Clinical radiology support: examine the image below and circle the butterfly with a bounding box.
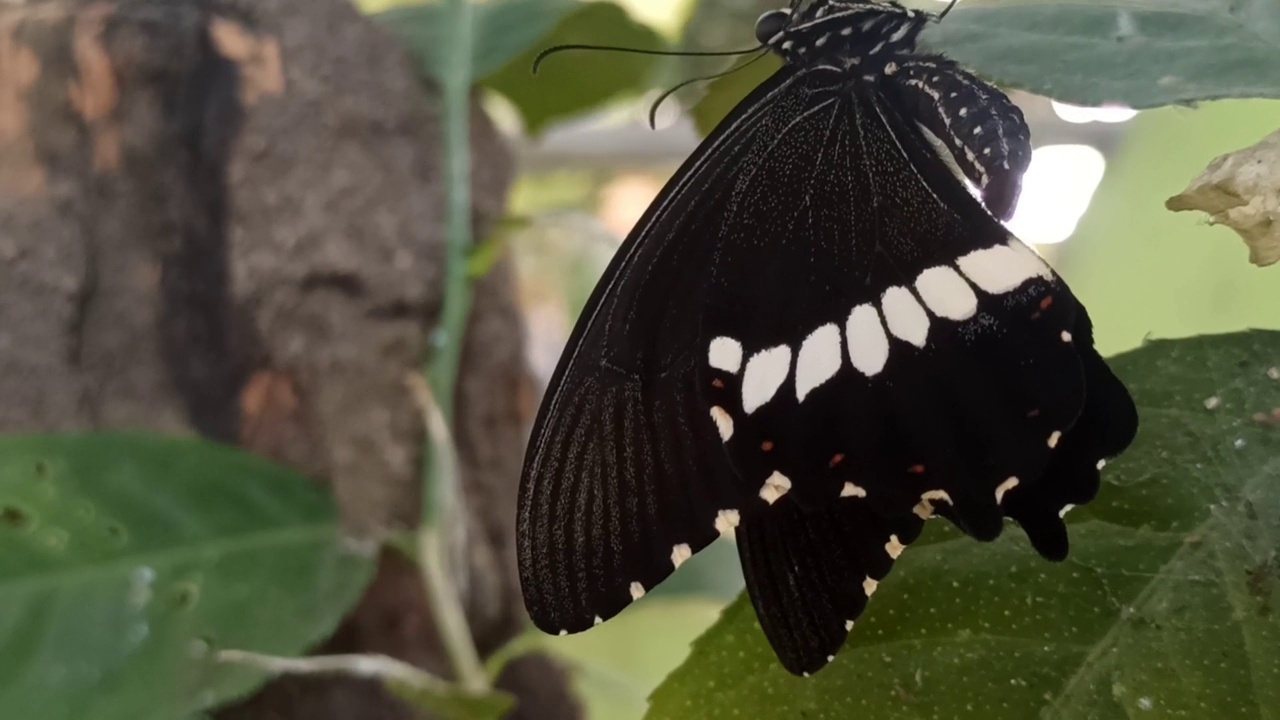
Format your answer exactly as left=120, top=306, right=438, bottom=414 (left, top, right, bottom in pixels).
left=517, top=0, right=1139, bottom=676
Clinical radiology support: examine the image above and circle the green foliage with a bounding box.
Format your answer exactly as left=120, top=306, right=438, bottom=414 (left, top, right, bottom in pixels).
left=690, top=54, right=781, bottom=136
left=921, top=0, right=1280, bottom=108
left=485, top=2, right=667, bottom=133
left=1060, top=100, right=1280, bottom=356
left=648, top=331, right=1280, bottom=719
left=0, top=435, right=374, bottom=720
left=377, top=0, right=577, bottom=82
left=387, top=679, right=515, bottom=719
left=379, top=0, right=665, bottom=134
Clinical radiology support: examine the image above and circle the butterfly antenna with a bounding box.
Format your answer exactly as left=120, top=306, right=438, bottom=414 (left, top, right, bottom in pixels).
left=533, top=44, right=763, bottom=75
left=647, top=49, right=770, bottom=129
left=936, top=0, right=960, bottom=21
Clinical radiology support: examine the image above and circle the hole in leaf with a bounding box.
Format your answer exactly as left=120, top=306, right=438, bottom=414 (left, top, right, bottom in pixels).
left=173, top=581, right=201, bottom=611
left=1, top=504, right=33, bottom=531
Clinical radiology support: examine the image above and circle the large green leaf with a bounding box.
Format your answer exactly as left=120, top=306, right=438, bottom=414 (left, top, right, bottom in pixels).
left=648, top=331, right=1280, bottom=719
left=484, top=1, right=666, bottom=133
left=0, top=435, right=375, bottom=720
left=376, top=0, right=577, bottom=82
left=921, top=0, right=1280, bottom=108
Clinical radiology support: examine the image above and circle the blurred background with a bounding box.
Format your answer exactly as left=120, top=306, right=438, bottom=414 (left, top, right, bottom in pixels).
left=371, top=0, right=1280, bottom=716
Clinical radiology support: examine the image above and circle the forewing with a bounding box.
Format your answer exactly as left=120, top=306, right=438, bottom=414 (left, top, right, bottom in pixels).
left=517, top=68, right=818, bottom=635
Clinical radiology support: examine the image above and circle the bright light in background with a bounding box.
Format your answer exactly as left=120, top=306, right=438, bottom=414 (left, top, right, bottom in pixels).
left=1052, top=101, right=1139, bottom=124
left=1005, top=144, right=1107, bottom=245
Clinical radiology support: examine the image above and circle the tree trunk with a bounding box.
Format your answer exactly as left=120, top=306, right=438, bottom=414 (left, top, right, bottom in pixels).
left=0, top=0, right=576, bottom=717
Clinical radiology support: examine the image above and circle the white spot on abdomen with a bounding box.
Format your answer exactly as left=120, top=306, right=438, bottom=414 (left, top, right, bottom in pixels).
left=742, top=345, right=792, bottom=414
left=957, top=239, right=1053, bottom=294
left=846, top=303, right=889, bottom=376
left=915, top=266, right=978, bottom=320
left=709, top=406, right=733, bottom=442
left=759, top=471, right=792, bottom=504
left=881, top=286, right=930, bottom=347
left=671, top=543, right=692, bottom=568
left=708, top=336, right=743, bottom=374
left=840, top=482, right=867, bottom=498
left=795, top=323, right=843, bottom=401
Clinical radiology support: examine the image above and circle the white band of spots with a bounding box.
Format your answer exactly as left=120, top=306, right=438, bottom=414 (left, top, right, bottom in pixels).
left=915, top=265, right=978, bottom=321
left=708, top=336, right=743, bottom=374
left=881, top=286, right=930, bottom=347
left=846, top=303, right=889, bottom=376
left=742, top=345, right=792, bottom=414
left=795, top=323, right=843, bottom=401
left=956, top=239, right=1052, bottom=294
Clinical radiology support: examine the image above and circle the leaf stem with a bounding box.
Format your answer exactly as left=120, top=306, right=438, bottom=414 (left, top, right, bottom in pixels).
left=415, top=0, right=486, bottom=695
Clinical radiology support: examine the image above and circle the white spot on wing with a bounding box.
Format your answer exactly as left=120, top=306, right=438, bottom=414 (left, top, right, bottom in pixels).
left=840, top=482, right=868, bottom=498
left=1048, top=430, right=1062, bottom=448
left=1096, top=459, right=1108, bottom=470
left=846, top=303, right=889, bottom=376
left=709, top=406, right=734, bottom=442
left=995, top=476, right=1020, bottom=504
left=558, top=629, right=568, bottom=636
left=862, top=577, right=879, bottom=596
left=845, top=620, right=855, bottom=631
left=881, top=286, right=930, bottom=347
left=714, top=509, right=740, bottom=535
left=629, top=582, right=646, bottom=601
left=593, top=615, right=603, bottom=626
left=742, top=345, right=792, bottom=414
left=956, top=239, right=1053, bottom=294
left=915, top=266, right=978, bottom=320
left=795, top=323, right=843, bottom=402
left=1059, top=504, right=1076, bottom=518
left=671, top=543, right=692, bottom=569
left=885, top=534, right=906, bottom=559
left=708, top=336, right=743, bottom=374
left=759, top=471, right=792, bottom=504
left=1061, top=330, right=1073, bottom=343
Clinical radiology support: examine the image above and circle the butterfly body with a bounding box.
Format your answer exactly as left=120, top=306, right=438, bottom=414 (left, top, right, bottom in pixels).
left=518, top=0, right=1138, bottom=676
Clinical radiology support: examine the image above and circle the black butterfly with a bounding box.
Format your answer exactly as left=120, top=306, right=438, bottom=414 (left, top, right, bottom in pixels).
left=517, top=0, right=1138, bottom=676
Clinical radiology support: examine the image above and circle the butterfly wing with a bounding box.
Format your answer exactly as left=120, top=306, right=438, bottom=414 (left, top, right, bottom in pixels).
left=517, top=68, right=809, bottom=635
left=518, top=65, right=1137, bottom=673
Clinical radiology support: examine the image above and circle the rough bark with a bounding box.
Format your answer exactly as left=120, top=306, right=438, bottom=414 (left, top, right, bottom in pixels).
left=0, top=0, right=576, bottom=717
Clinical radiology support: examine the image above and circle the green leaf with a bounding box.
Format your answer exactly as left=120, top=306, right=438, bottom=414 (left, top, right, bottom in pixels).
left=0, top=435, right=375, bottom=720
left=376, top=0, right=578, bottom=81
left=386, top=679, right=515, bottom=720
left=648, top=331, right=1280, bottom=720
left=920, top=0, right=1280, bottom=108
left=484, top=2, right=666, bottom=134
left=689, top=53, right=782, bottom=136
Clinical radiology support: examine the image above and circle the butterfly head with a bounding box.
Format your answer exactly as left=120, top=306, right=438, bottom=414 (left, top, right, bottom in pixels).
left=755, top=1, right=929, bottom=70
